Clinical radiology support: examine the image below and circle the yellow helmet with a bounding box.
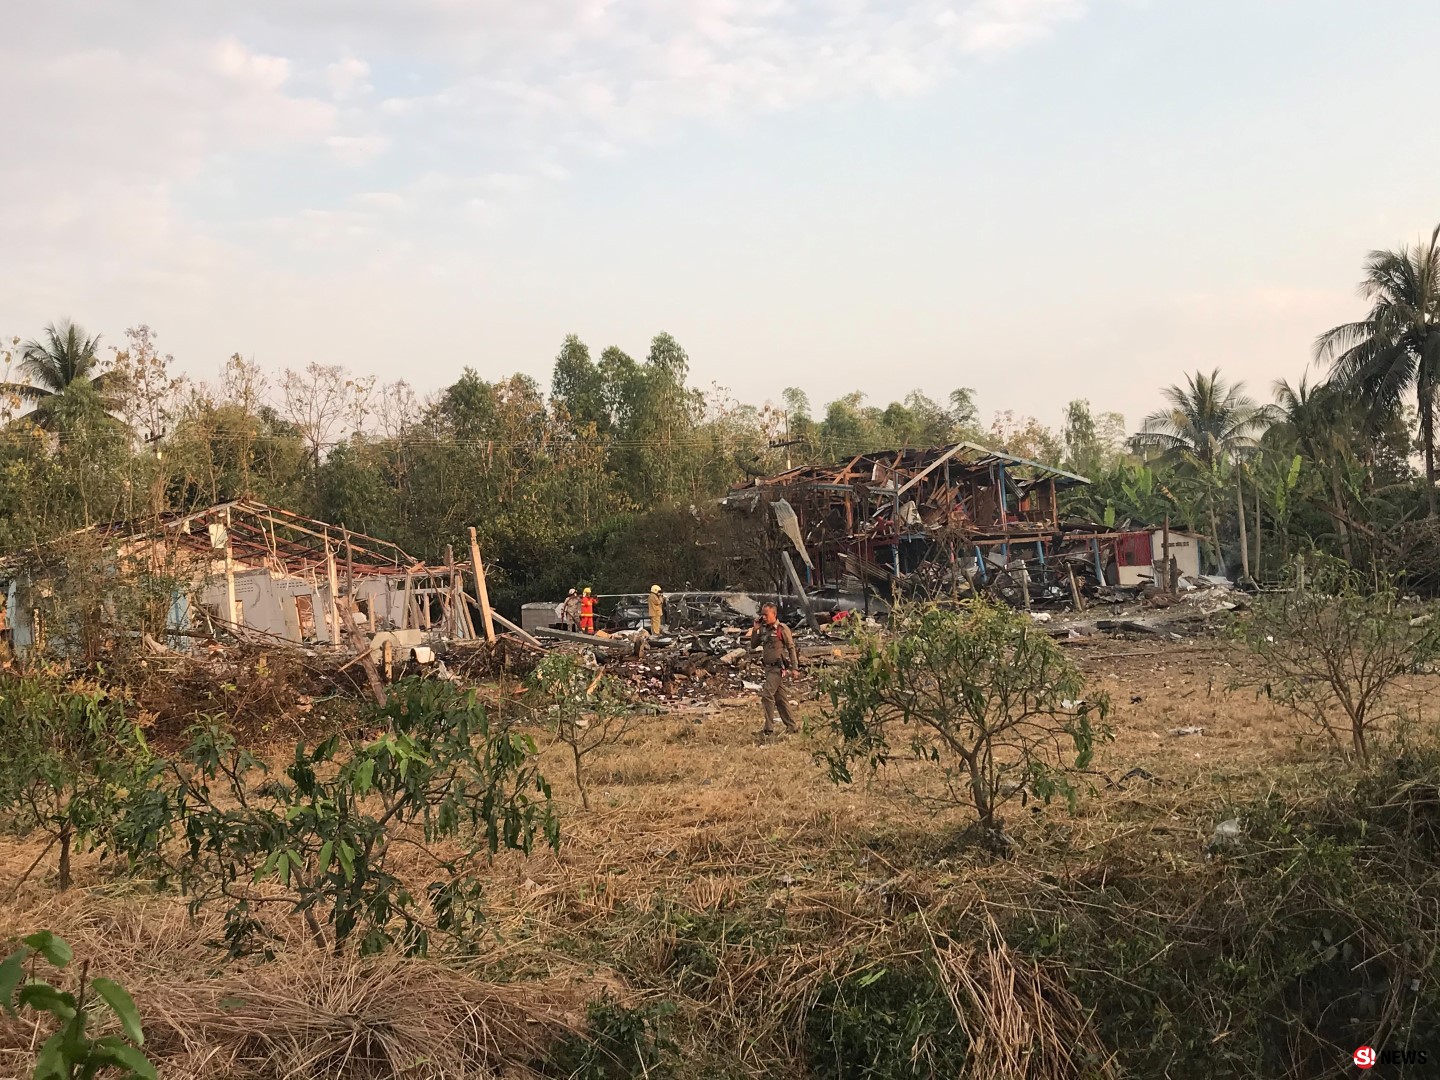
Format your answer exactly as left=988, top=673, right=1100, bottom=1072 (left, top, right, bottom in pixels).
left=583, top=587, right=592, bottom=596
left=650, top=584, right=661, bottom=593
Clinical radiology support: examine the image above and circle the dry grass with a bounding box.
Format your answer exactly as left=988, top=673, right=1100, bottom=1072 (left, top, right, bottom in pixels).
left=0, top=896, right=593, bottom=1080
left=1, top=638, right=1433, bottom=1078
left=929, top=917, right=1114, bottom=1080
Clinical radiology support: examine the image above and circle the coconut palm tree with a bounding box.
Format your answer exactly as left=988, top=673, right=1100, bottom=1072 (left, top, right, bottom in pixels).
left=1269, top=375, right=1363, bottom=561
left=0, top=319, right=120, bottom=432
left=1317, top=225, right=1440, bottom=516
left=1132, top=369, right=1271, bottom=574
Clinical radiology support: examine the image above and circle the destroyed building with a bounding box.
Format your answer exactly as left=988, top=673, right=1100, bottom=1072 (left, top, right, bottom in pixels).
left=724, top=442, right=1195, bottom=603
left=0, top=500, right=493, bottom=658
left=725, top=443, right=1093, bottom=587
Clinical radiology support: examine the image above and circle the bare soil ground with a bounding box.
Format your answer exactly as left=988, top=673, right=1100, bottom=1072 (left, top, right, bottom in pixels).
left=0, top=636, right=1430, bottom=1078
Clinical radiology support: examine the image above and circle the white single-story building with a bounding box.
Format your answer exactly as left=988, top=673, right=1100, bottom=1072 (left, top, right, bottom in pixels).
left=1112, top=528, right=1206, bottom=587
left=0, top=500, right=476, bottom=658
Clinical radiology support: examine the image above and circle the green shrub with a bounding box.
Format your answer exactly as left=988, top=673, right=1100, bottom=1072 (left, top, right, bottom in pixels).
left=545, top=994, right=676, bottom=1079
left=0, top=676, right=157, bottom=890
left=822, top=601, right=1109, bottom=847
left=1239, top=556, right=1440, bottom=762
left=530, top=651, right=637, bottom=810
left=807, top=962, right=967, bottom=1080
left=154, top=677, right=559, bottom=957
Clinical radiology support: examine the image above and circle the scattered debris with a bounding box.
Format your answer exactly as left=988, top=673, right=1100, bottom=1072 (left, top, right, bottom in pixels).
left=1206, top=818, right=1244, bottom=856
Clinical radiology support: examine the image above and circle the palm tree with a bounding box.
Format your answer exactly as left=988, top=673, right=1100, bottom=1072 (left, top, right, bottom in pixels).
left=1269, top=375, right=1360, bottom=560
left=1317, top=226, right=1440, bottom=516
left=1132, top=369, right=1270, bottom=574
left=0, top=319, right=119, bottom=432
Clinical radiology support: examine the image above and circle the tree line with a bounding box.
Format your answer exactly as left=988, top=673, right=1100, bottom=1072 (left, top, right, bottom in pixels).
left=3, top=225, right=1439, bottom=602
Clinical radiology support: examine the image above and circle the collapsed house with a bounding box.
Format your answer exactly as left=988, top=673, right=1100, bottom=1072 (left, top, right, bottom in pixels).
left=725, top=442, right=1090, bottom=590
left=0, top=500, right=496, bottom=659
left=724, top=442, right=1201, bottom=604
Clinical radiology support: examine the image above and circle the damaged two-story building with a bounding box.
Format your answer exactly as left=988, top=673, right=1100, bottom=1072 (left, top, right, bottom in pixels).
left=724, top=441, right=1201, bottom=603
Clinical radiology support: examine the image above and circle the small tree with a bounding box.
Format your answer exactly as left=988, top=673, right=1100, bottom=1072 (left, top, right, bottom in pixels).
left=822, top=602, right=1108, bottom=847
left=0, top=677, right=156, bottom=891
left=530, top=652, right=637, bottom=810
left=0, top=931, right=156, bottom=1079
left=158, top=678, right=559, bottom=957
left=1239, top=558, right=1440, bottom=763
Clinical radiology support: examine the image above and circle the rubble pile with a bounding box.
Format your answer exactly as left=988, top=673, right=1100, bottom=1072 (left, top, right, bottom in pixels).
left=534, top=618, right=864, bottom=709
left=1037, top=574, right=1252, bottom=642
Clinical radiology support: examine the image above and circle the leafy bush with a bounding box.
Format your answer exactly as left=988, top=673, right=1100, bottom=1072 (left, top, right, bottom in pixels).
left=154, top=678, right=559, bottom=956
left=821, top=602, right=1108, bottom=846
left=529, top=652, right=637, bottom=810
left=0, top=676, right=157, bottom=890
left=0, top=930, right=156, bottom=1079
left=544, top=994, right=676, bottom=1079
left=1239, top=557, right=1440, bottom=762
left=807, top=962, right=967, bottom=1080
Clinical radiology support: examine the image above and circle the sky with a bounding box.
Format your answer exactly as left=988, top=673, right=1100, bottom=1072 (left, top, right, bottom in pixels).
left=2, top=0, right=1438, bottom=432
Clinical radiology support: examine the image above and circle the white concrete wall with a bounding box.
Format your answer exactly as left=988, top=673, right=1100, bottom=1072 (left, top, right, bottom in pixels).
left=198, top=569, right=409, bottom=645
left=1115, top=532, right=1204, bottom=586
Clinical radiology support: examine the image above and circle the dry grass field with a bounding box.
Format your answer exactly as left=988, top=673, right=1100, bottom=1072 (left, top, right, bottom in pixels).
left=0, top=636, right=1436, bottom=1079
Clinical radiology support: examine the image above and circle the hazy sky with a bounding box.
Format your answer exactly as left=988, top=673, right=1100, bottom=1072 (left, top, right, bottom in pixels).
left=3, top=0, right=1437, bottom=432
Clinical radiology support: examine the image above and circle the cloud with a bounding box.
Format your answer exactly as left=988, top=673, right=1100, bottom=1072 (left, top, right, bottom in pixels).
left=0, top=0, right=1089, bottom=350
left=326, top=133, right=391, bottom=164
left=212, top=37, right=291, bottom=90
left=363, top=0, right=1088, bottom=149
left=0, top=29, right=337, bottom=317
left=351, top=191, right=410, bottom=212
left=326, top=56, right=372, bottom=99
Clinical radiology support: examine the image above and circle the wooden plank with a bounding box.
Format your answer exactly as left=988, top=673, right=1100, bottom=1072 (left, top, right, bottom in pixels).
left=1162, top=515, right=1173, bottom=597
left=468, top=527, right=497, bottom=644
left=223, top=507, right=240, bottom=627
left=1067, top=564, right=1086, bottom=612
left=490, top=610, right=544, bottom=648
left=324, top=538, right=341, bottom=646
left=444, top=545, right=459, bottom=636
left=330, top=538, right=387, bottom=705
left=534, top=625, right=636, bottom=653
left=453, top=581, right=479, bottom=640
left=894, top=442, right=966, bottom=498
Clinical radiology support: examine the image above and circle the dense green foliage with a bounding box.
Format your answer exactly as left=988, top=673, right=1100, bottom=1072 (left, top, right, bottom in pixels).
left=807, top=962, right=968, bottom=1080
left=544, top=995, right=677, bottom=1079
left=6, top=224, right=1440, bottom=602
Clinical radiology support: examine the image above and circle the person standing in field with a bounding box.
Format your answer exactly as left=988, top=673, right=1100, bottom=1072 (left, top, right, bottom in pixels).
left=647, top=584, right=666, bottom=636
left=561, top=588, right=581, bottom=632
left=744, top=601, right=800, bottom=735
left=579, top=587, right=597, bottom=635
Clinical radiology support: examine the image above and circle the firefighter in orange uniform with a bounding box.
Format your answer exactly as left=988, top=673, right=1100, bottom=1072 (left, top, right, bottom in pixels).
left=579, top=587, right=597, bottom=634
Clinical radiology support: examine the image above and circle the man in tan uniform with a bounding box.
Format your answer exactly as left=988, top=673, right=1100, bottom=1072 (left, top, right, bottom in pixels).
left=744, top=601, right=800, bottom=735
left=647, top=585, right=665, bottom=636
